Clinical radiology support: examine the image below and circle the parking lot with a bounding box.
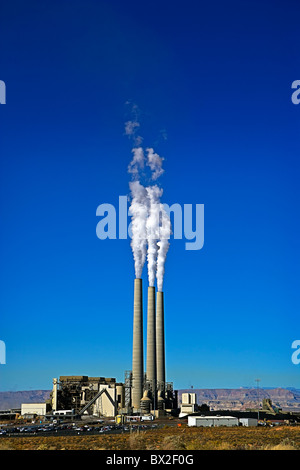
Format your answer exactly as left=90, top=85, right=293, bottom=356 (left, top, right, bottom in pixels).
left=0, top=421, right=159, bottom=438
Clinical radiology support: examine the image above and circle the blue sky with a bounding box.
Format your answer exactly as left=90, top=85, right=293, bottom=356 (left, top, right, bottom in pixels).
left=0, top=0, right=299, bottom=392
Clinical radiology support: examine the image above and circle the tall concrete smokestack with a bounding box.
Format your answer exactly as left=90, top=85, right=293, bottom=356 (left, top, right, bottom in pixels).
left=132, top=278, right=144, bottom=410
left=146, top=286, right=156, bottom=394
left=156, top=291, right=165, bottom=390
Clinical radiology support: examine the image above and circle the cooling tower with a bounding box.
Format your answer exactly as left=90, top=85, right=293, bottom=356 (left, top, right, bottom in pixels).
left=131, top=278, right=144, bottom=410
left=156, top=291, right=165, bottom=389
left=146, top=286, right=156, bottom=393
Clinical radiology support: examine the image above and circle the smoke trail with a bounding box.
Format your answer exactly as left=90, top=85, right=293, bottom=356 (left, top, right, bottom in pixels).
left=129, top=181, right=148, bottom=279
left=146, top=185, right=163, bottom=286
left=126, top=104, right=171, bottom=287
left=146, top=148, right=164, bottom=181
left=124, top=101, right=143, bottom=147
left=156, top=205, right=171, bottom=292
left=145, top=148, right=170, bottom=290
left=126, top=106, right=148, bottom=278
left=128, top=147, right=145, bottom=178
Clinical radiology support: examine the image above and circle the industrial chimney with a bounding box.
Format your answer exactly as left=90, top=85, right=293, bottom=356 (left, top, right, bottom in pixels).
left=131, top=278, right=144, bottom=410
left=156, top=291, right=165, bottom=391
left=146, top=286, right=156, bottom=395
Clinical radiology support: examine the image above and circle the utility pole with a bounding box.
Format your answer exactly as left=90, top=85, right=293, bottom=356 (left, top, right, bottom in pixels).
left=154, top=379, right=156, bottom=416
left=255, top=379, right=261, bottom=422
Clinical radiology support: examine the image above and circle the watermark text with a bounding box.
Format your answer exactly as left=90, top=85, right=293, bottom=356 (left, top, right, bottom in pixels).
left=292, top=340, right=300, bottom=365
left=0, top=80, right=6, bottom=104
left=96, top=196, right=204, bottom=251
left=291, top=80, right=300, bottom=105
left=0, top=340, right=6, bottom=364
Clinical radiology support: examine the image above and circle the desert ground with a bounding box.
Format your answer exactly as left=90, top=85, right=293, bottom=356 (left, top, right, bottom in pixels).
left=1, top=424, right=299, bottom=451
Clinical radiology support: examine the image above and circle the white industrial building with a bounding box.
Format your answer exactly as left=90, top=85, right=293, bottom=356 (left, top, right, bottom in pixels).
left=239, top=417, right=258, bottom=427
left=92, top=384, right=119, bottom=417
left=21, top=403, right=47, bottom=417
left=180, top=392, right=198, bottom=417
left=188, top=415, right=239, bottom=427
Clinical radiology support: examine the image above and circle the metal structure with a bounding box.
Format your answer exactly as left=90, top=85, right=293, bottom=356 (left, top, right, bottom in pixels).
left=79, top=388, right=116, bottom=415
left=124, top=370, right=132, bottom=408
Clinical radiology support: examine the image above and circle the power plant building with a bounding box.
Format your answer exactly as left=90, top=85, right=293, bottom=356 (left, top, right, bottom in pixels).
left=180, top=393, right=198, bottom=416
left=44, top=277, right=177, bottom=418
left=21, top=403, right=47, bottom=418
left=50, top=376, right=125, bottom=418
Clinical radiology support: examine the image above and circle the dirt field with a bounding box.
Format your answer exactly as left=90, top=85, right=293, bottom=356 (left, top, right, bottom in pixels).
left=1, top=425, right=300, bottom=450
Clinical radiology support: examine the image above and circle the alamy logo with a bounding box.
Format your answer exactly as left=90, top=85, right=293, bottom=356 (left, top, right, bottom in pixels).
left=96, top=196, right=204, bottom=251
left=0, top=340, right=6, bottom=364
left=0, top=80, right=6, bottom=104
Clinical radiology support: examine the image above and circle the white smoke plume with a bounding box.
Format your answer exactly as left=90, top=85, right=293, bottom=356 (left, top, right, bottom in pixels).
left=126, top=104, right=170, bottom=289
left=128, top=180, right=148, bottom=279
left=125, top=120, right=139, bottom=136
left=128, top=147, right=144, bottom=178
left=156, top=205, right=171, bottom=292
left=146, top=147, right=165, bottom=181
left=124, top=102, right=143, bottom=147
left=146, top=185, right=163, bottom=286
left=125, top=121, right=143, bottom=147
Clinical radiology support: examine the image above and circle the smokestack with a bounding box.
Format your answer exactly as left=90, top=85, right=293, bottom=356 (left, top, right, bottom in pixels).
left=132, top=278, right=144, bottom=410
left=156, top=291, right=165, bottom=390
left=146, top=286, right=156, bottom=394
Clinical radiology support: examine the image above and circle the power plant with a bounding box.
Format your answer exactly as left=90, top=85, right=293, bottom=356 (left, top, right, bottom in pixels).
left=30, top=119, right=178, bottom=420
left=46, top=277, right=177, bottom=419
